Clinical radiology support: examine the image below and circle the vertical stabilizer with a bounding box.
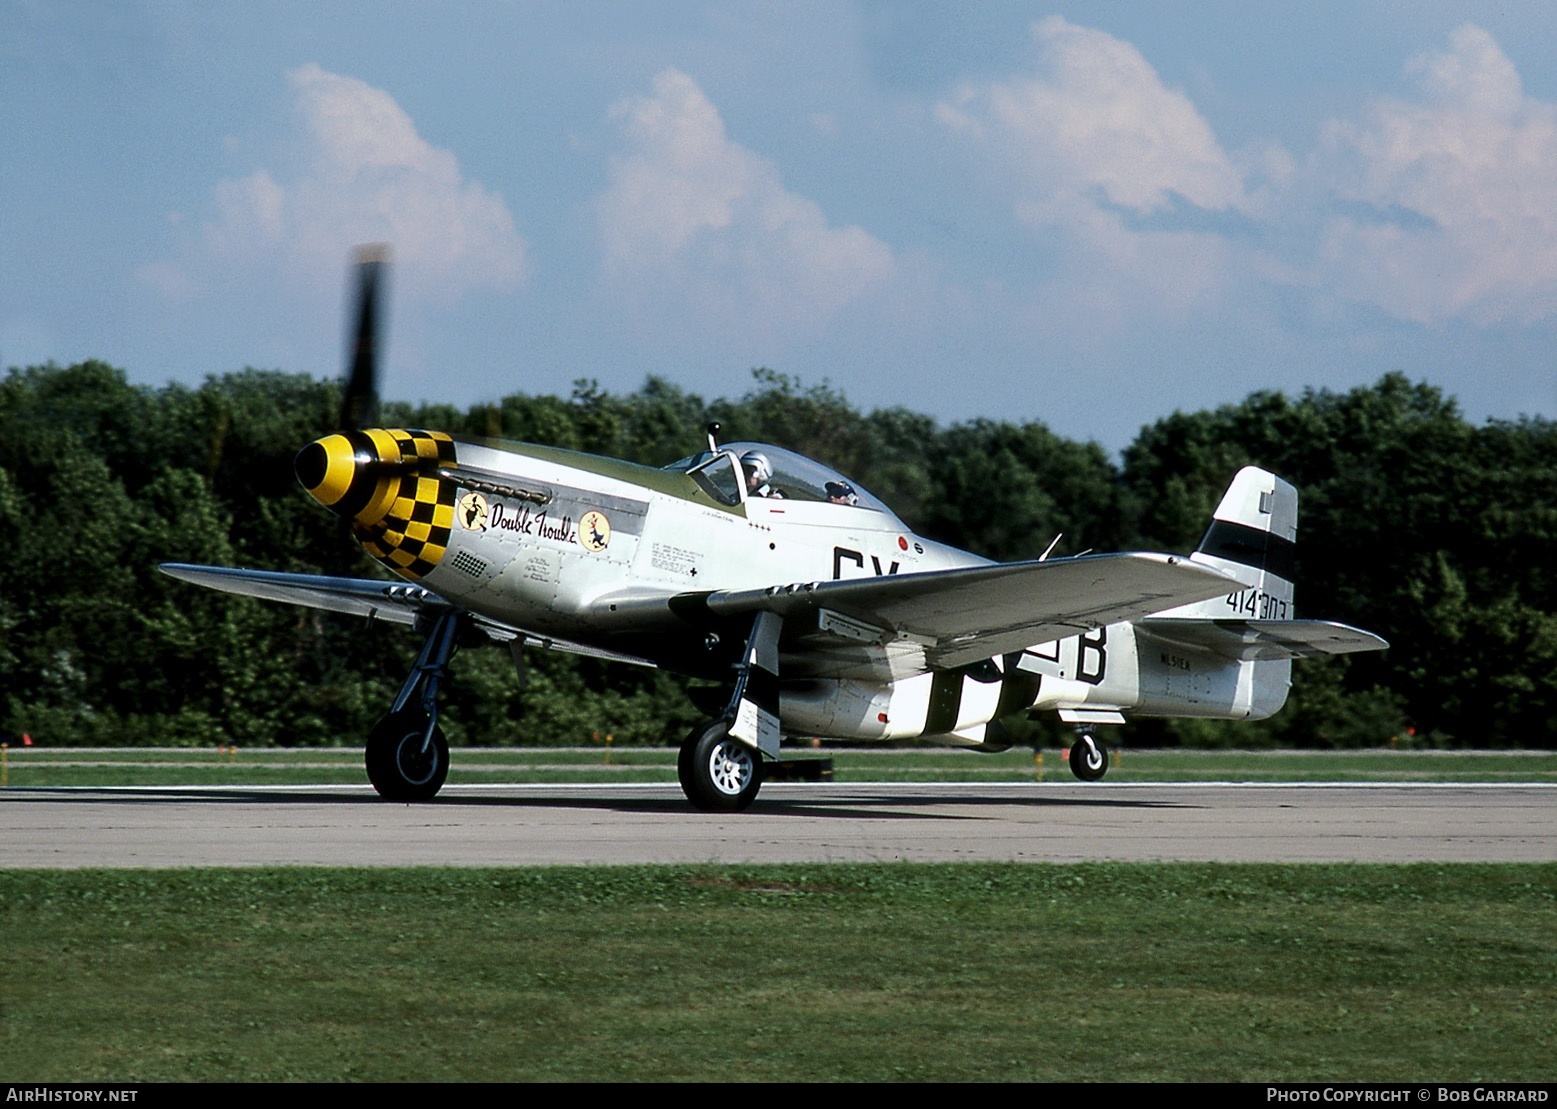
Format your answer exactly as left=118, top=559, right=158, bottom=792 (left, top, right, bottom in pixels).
left=1184, top=466, right=1297, bottom=614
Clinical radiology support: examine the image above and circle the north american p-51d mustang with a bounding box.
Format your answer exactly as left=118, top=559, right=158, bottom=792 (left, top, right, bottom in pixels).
left=162, top=248, right=1386, bottom=811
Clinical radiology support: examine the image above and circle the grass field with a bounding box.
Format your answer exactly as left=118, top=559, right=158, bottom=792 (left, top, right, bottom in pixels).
left=1, top=863, right=1554, bottom=1082
left=5, top=744, right=1557, bottom=788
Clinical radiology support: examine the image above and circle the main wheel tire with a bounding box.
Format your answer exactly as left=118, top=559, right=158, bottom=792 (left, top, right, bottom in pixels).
left=678, top=722, right=762, bottom=812
left=1068, top=733, right=1109, bottom=782
left=365, top=711, right=449, bottom=801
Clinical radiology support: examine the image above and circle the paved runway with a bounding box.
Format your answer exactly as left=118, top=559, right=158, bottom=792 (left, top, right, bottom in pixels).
left=3, top=782, right=1554, bottom=867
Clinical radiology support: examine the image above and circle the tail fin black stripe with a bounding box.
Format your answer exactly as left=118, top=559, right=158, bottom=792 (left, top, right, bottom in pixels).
left=1198, top=520, right=1296, bottom=579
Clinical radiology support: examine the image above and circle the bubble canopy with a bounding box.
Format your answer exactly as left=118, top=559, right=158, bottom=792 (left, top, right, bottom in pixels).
left=663, top=441, right=899, bottom=519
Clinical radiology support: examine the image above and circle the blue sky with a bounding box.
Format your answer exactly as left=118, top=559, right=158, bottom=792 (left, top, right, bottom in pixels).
left=5, top=1, right=1557, bottom=451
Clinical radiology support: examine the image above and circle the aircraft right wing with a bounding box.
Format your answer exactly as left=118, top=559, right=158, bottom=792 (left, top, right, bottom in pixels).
left=159, top=563, right=451, bottom=626
left=159, top=562, right=662, bottom=668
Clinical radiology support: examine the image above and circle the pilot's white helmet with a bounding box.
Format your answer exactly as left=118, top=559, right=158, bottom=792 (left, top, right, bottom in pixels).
left=741, top=451, right=772, bottom=486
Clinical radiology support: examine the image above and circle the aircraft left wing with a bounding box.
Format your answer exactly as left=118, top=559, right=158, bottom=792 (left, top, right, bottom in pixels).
left=158, top=563, right=452, bottom=626
left=688, top=552, right=1240, bottom=673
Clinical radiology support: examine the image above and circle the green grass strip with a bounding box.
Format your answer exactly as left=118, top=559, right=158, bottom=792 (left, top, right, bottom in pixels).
left=1, top=863, right=1552, bottom=1082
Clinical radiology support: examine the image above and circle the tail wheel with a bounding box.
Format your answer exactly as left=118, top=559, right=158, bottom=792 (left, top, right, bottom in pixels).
left=678, top=722, right=763, bottom=812
left=1068, top=733, right=1109, bottom=782
left=366, top=710, right=449, bottom=801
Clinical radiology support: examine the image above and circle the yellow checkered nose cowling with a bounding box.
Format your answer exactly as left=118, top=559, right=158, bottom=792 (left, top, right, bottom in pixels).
left=294, top=429, right=458, bottom=580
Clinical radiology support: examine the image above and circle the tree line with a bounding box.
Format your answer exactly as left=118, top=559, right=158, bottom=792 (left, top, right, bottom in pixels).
left=3, top=361, right=1554, bottom=749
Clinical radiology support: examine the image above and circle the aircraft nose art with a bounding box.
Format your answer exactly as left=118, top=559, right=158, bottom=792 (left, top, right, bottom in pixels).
left=294, top=428, right=458, bottom=580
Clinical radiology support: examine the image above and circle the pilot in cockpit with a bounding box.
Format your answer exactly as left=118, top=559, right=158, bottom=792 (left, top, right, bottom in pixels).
left=741, top=451, right=783, bottom=498
left=825, top=480, right=858, bottom=506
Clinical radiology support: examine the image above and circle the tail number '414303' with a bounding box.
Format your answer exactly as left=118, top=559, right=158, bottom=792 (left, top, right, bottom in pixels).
left=1227, top=590, right=1289, bottom=619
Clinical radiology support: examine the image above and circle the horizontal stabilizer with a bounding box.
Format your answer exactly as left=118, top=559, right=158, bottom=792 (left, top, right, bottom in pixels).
left=1139, top=617, right=1388, bottom=661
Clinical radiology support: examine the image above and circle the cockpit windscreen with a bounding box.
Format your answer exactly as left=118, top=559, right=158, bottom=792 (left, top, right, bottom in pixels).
left=663, top=442, right=898, bottom=518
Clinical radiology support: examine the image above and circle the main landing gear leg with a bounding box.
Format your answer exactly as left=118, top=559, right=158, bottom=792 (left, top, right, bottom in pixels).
left=1068, top=729, right=1110, bottom=782
left=365, top=610, right=462, bottom=801
left=678, top=611, right=782, bottom=812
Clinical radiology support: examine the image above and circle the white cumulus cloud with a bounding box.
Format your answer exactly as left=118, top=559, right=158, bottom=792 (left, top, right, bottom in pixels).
left=933, top=17, right=1259, bottom=320
left=937, top=16, right=1250, bottom=223
left=1316, top=24, right=1557, bottom=325
left=153, top=64, right=526, bottom=303
left=597, top=68, right=893, bottom=340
